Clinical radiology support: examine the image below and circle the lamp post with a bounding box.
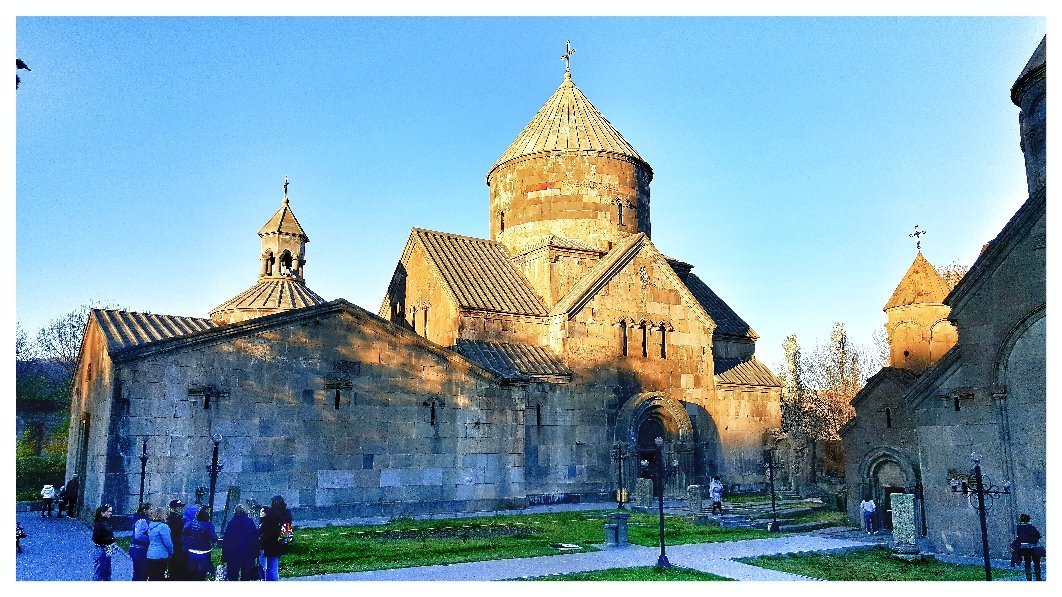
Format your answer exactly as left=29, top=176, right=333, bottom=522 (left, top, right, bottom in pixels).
left=654, top=436, right=671, bottom=570
left=206, top=434, right=224, bottom=519
left=949, top=452, right=1011, bottom=581
left=611, top=442, right=628, bottom=509
left=138, top=439, right=149, bottom=508
left=762, top=447, right=780, bottom=532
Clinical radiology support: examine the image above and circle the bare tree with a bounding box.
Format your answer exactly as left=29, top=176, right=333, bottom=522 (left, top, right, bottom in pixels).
left=34, top=302, right=117, bottom=375
left=936, top=261, right=970, bottom=290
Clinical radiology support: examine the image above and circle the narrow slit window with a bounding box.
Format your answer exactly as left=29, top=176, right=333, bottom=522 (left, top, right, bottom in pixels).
left=953, top=396, right=961, bottom=412
left=641, top=323, right=649, bottom=358
left=616, top=199, right=624, bottom=225
left=660, top=326, right=667, bottom=359
left=499, top=211, right=505, bottom=232
left=885, top=407, right=892, bottom=428
left=620, top=323, right=628, bottom=356
left=422, top=307, right=429, bottom=337
left=536, top=403, right=542, bottom=426
left=410, top=307, right=417, bottom=333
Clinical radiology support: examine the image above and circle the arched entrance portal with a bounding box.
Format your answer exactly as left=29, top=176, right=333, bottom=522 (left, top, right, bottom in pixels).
left=615, top=392, right=695, bottom=498
left=857, top=448, right=923, bottom=534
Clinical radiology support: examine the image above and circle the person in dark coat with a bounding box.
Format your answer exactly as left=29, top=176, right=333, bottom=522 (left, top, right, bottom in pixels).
left=63, top=477, right=79, bottom=518
left=1011, top=513, right=1044, bottom=581
left=258, top=495, right=292, bottom=581
left=130, top=502, right=152, bottom=581
left=91, top=504, right=115, bottom=581
left=222, top=504, right=259, bottom=580
left=165, top=499, right=187, bottom=580
left=182, top=507, right=218, bottom=580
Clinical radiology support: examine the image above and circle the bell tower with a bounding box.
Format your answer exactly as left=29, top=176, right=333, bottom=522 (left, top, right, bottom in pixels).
left=259, top=176, right=309, bottom=282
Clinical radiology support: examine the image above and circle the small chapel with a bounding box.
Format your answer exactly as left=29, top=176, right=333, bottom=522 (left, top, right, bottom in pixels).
left=65, top=51, right=782, bottom=522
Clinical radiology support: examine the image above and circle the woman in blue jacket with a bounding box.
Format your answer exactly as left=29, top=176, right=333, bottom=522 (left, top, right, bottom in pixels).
left=182, top=507, right=218, bottom=580
left=145, top=507, right=173, bottom=581
left=222, top=504, right=260, bottom=580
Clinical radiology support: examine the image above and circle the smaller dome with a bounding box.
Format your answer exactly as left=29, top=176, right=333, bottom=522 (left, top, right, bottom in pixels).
left=209, top=277, right=326, bottom=324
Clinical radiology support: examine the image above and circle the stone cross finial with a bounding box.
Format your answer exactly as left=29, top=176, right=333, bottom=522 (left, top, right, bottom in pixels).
left=562, top=40, right=576, bottom=74
left=909, top=225, right=927, bottom=251
left=283, top=176, right=289, bottom=198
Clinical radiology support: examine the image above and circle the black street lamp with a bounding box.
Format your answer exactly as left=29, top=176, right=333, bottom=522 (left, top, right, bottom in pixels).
left=654, top=436, right=671, bottom=570
left=206, top=433, right=224, bottom=520
left=138, top=438, right=149, bottom=508
left=611, top=442, right=629, bottom=509
left=762, top=447, right=780, bottom=532
left=949, top=452, right=1011, bottom=582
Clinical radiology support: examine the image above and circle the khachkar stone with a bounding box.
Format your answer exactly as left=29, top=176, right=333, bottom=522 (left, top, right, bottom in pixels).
left=634, top=478, right=654, bottom=509
left=686, top=485, right=702, bottom=516
left=890, top=493, right=920, bottom=557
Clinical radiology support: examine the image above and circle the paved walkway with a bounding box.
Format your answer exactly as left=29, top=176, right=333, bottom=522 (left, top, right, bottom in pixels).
left=16, top=511, right=133, bottom=581
left=292, top=534, right=874, bottom=581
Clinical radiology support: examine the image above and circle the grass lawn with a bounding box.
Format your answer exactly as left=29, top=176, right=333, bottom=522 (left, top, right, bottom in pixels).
left=526, top=566, right=732, bottom=581
left=738, top=547, right=1025, bottom=581
left=785, top=509, right=851, bottom=527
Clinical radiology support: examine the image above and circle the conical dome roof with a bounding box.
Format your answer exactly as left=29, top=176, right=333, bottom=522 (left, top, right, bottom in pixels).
left=488, top=73, right=651, bottom=181
left=883, top=253, right=952, bottom=310
left=259, top=197, right=309, bottom=240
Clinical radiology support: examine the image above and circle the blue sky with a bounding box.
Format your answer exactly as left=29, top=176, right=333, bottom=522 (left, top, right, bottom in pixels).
left=15, top=16, right=1045, bottom=369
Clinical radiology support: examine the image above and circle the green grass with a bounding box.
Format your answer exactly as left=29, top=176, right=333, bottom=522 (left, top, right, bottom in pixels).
left=738, top=547, right=1025, bottom=581
left=281, top=510, right=774, bottom=577
left=784, top=509, right=851, bottom=527
left=526, top=566, right=732, bottom=581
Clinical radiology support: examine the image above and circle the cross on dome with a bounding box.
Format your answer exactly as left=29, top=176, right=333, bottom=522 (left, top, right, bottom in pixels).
left=909, top=225, right=927, bottom=252
left=562, top=40, right=576, bottom=77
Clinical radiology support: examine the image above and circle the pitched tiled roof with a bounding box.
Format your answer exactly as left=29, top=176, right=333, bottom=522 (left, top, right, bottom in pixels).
left=714, top=357, right=782, bottom=387
left=91, top=309, right=219, bottom=355
left=883, top=252, right=951, bottom=310
left=551, top=233, right=646, bottom=316
left=454, top=339, right=570, bottom=380
left=680, top=272, right=756, bottom=339
left=259, top=198, right=308, bottom=239
left=209, top=277, right=327, bottom=320
left=412, top=228, right=547, bottom=316
left=488, top=74, right=651, bottom=181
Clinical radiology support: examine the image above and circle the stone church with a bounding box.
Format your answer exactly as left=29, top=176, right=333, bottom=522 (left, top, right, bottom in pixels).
left=65, top=62, right=782, bottom=521
left=841, top=36, right=1045, bottom=559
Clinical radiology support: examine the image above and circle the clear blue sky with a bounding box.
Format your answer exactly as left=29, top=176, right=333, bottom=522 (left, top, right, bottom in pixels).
left=15, top=17, right=1045, bottom=370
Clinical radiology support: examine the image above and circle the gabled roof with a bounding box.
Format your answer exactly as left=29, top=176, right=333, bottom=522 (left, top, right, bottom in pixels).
left=90, top=309, right=220, bottom=355
left=945, top=188, right=1045, bottom=312
left=551, top=233, right=647, bottom=316
left=849, top=367, right=920, bottom=410
left=714, top=357, right=782, bottom=387
left=488, top=74, right=651, bottom=181
left=679, top=272, right=757, bottom=340
left=883, top=252, right=951, bottom=310
left=209, top=277, right=327, bottom=319
left=454, top=339, right=571, bottom=381
left=410, top=228, right=548, bottom=316
left=259, top=198, right=308, bottom=240
left=93, top=299, right=503, bottom=383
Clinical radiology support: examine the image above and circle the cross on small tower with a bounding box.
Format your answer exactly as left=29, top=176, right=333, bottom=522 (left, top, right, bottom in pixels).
left=561, top=40, right=576, bottom=74
left=909, top=225, right=927, bottom=251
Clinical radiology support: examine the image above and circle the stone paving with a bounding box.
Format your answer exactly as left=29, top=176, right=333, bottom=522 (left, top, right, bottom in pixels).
left=15, top=511, right=133, bottom=581
left=291, top=534, right=873, bottom=581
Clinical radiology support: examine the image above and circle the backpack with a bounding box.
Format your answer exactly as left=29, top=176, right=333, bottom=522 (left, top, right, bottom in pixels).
left=279, top=521, right=294, bottom=546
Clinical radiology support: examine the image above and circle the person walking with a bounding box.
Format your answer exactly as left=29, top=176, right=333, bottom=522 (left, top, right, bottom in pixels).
left=182, top=507, right=218, bottom=580
left=1011, top=513, right=1045, bottom=581
left=165, top=499, right=187, bottom=580
left=145, top=507, right=173, bottom=581
left=709, top=476, right=724, bottom=515
left=40, top=484, right=57, bottom=519
left=91, top=504, right=116, bottom=581
left=130, top=503, right=152, bottom=581
left=860, top=496, right=877, bottom=534
left=258, top=495, right=293, bottom=581
left=222, top=504, right=260, bottom=580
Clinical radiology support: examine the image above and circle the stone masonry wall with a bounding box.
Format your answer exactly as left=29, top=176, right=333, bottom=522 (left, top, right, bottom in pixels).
left=96, top=308, right=527, bottom=520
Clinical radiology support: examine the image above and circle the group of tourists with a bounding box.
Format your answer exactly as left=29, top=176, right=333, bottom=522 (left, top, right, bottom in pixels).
left=39, top=476, right=79, bottom=519
left=92, top=494, right=293, bottom=581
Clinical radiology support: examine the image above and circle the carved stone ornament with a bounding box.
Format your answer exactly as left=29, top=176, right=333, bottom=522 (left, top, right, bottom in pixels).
left=638, top=266, right=650, bottom=288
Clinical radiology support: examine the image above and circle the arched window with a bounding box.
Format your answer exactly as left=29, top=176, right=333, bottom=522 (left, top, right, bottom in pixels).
left=279, top=250, right=293, bottom=275
left=640, top=321, right=649, bottom=358
left=619, top=320, right=629, bottom=356
left=659, top=324, right=667, bottom=359
left=499, top=211, right=505, bottom=232
left=616, top=199, right=624, bottom=226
